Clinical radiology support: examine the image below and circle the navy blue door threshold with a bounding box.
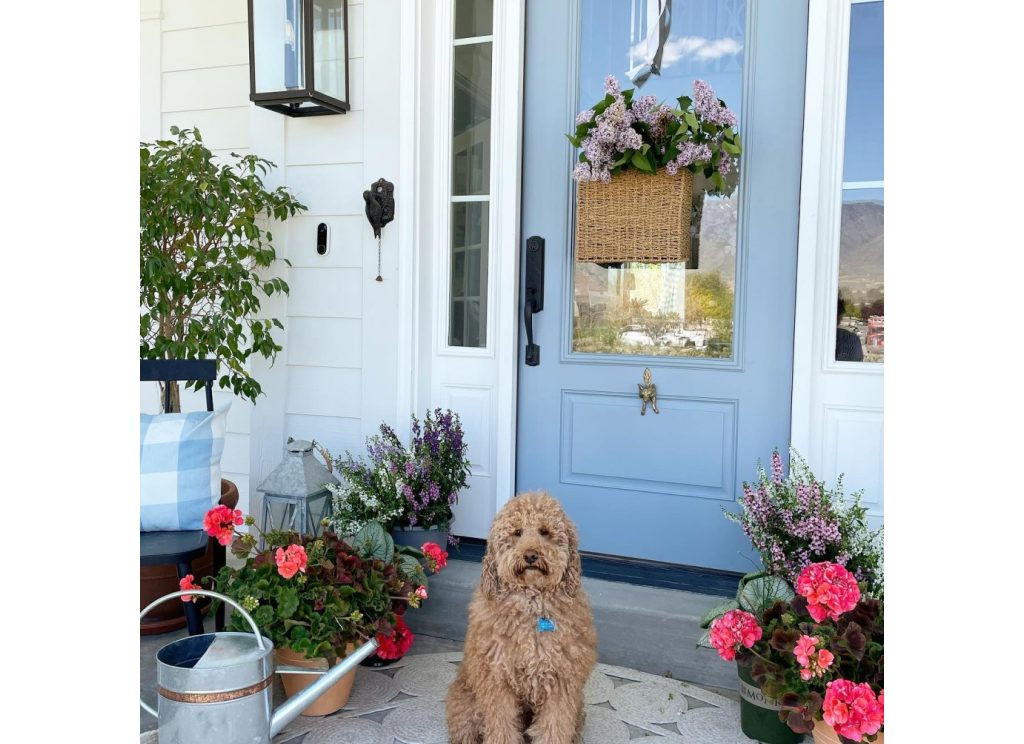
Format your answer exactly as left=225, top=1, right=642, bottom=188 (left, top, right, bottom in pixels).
left=451, top=537, right=741, bottom=597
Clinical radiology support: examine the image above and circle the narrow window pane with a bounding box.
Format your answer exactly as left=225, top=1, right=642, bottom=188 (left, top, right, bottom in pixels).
left=836, top=2, right=884, bottom=363
left=836, top=188, right=884, bottom=363
left=843, top=2, right=883, bottom=182
left=455, top=0, right=493, bottom=39
left=449, top=202, right=490, bottom=347
left=452, top=43, right=492, bottom=196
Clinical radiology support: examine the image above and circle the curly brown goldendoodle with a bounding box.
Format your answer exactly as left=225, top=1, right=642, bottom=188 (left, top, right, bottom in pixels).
left=446, top=491, right=598, bottom=744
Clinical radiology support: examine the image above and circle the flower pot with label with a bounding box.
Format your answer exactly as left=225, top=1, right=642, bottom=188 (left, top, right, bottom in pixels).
left=737, top=664, right=804, bottom=744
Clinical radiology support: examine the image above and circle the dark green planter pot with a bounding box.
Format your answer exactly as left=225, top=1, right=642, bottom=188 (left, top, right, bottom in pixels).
left=737, top=664, right=804, bottom=744
left=390, top=525, right=449, bottom=552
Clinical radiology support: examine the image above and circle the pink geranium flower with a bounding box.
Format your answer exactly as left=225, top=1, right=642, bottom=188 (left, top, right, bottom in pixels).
left=421, top=542, right=448, bottom=573
left=795, top=562, right=861, bottom=621
left=275, top=544, right=308, bottom=579
left=179, top=574, right=201, bottom=603
left=415, top=585, right=428, bottom=599
left=793, top=634, right=835, bottom=681
left=823, top=679, right=883, bottom=740
left=203, top=505, right=244, bottom=547
left=709, top=609, right=763, bottom=662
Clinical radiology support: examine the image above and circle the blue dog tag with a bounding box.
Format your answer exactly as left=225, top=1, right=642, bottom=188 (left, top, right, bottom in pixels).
left=537, top=617, right=556, bottom=632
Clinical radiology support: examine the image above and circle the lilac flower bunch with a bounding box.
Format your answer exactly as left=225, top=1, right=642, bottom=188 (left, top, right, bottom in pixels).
left=326, top=410, right=472, bottom=539
left=567, top=75, right=741, bottom=193
left=726, top=449, right=884, bottom=597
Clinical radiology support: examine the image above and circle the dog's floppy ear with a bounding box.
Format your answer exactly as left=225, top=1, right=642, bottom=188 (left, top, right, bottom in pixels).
left=480, top=544, right=505, bottom=599
left=559, top=519, right=582, bottom=598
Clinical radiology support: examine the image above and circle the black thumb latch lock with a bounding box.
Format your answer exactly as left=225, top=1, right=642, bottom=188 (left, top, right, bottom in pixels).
left=363, top=178, right=395, bottom=281
left=523, top=235, right=545, bottom=366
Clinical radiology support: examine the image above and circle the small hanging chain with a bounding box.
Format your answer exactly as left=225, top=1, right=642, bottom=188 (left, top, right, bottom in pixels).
left=376, top=236, right=383, bottom=282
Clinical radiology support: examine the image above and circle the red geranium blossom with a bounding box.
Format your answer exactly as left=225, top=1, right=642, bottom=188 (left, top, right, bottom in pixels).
left=421, top=541, right=448, bottom=573
left=376, top=615, right=415, bottom=660
left=275, top=544, right=308, bottom=579
left=179, top=574, right=201, bottom=603
left=203, top=505, right=243, bottom=547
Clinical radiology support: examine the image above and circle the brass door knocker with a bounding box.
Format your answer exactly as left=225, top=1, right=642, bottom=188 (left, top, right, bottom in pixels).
left=638, top=368, right=659, bottom=415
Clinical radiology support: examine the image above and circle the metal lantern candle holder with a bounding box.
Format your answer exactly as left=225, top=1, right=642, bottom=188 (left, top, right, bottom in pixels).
left=247, top=0, right=350, bottom=116
left=256, top=438, right=339, bottom=545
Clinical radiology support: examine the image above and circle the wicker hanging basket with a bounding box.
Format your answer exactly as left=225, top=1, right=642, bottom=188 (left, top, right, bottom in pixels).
left=575, top=169, right=694, bottom=264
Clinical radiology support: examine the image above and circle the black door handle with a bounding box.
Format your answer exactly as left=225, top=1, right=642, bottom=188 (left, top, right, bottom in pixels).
left=523, top=236, right=545, bottom=366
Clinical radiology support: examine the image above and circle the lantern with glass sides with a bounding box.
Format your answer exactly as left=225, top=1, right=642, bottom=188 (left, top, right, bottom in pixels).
left=247, top=0, right=349, bottom=116
left=256, top=439, right=339, bottom=546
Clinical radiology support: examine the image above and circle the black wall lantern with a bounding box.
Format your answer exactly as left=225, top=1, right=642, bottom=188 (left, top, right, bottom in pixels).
left=247, top=0, right=350, bottom=117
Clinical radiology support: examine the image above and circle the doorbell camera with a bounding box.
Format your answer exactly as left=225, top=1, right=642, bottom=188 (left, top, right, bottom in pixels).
left=316, top=223, right=329, bottom=255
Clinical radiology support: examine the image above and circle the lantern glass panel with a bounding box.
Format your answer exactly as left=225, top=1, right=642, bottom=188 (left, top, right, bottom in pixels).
left=253, top=0, right=306, bottom=94
left=313, top=0, right=347, bottom=102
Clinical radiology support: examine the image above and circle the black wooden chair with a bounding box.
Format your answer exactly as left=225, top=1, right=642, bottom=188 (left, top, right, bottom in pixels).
left=140, top=359, right=226, bottom=635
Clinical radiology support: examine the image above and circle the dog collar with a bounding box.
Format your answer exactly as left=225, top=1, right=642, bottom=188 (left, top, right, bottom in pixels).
left=537, top=617, right=556, bottom=632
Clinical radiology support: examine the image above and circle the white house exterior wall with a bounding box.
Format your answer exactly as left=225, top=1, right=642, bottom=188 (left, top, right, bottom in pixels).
left=141, top=0, right=882, bottom=535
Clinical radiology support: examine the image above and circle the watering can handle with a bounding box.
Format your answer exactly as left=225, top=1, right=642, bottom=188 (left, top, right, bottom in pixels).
left=139, top=589, right=266, bottom=718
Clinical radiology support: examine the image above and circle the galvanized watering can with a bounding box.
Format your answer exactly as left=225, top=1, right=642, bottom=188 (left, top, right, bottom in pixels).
left=140, top=589, right=379, bottom=744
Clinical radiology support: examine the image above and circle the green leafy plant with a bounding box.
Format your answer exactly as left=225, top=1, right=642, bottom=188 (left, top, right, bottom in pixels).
left=140, top=126, right=306, bottom=409
left=208, top=514, right=430, bottom=664
left=697, top=572, right=795, bottom=649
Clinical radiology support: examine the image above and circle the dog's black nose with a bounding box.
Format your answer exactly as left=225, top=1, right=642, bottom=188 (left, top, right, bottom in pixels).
left=524, top=552, right=539, bottom=565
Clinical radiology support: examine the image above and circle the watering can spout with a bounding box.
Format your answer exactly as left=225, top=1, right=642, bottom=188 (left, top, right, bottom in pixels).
left=269, top=638, right=380, bottom=738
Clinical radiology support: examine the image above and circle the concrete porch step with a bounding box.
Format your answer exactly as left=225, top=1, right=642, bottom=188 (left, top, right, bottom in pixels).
left=407, top=559, right=738, bottom=692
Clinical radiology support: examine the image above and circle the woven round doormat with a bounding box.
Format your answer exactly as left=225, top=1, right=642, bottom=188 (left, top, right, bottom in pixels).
left=262, top=652, right=760, bottom=744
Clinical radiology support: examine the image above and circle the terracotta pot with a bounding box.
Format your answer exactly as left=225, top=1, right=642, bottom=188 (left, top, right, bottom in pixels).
left=812, top=722, right=883, bottom=744
left=275, top=644, right=358, bottom=716
left=139, top=479, right=239, bottom=635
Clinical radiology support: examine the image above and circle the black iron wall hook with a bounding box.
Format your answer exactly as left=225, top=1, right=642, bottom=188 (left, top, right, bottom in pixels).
left=363, top=178, right=395, bottom=281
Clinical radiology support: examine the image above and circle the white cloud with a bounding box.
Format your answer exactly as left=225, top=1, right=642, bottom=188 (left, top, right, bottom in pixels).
left=629, top=35, right=743, bottom=70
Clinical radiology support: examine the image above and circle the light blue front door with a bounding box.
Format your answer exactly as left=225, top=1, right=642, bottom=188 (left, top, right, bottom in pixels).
left=516, top=0, right=808, bottom=572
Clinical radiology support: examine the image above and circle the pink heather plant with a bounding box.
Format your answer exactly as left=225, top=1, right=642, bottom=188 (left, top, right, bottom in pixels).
left=709, top=609, right=763, bottom=661
left=727, top=448, right=884, bottom=597
left=796, top=562, right=861, bottom=622
left=568, top=76, right=740, bottom=195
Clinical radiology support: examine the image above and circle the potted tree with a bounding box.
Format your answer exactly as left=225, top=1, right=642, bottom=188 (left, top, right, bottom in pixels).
left=139, top=126, right=306, bottom=631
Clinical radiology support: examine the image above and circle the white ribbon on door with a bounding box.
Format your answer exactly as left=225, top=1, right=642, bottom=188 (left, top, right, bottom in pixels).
left=626, top=0, right=673, bottom=87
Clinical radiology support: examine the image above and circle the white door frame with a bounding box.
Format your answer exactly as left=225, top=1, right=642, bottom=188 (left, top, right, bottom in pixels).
left=792, top=0, right=884, bottom=524
left=399, top=0, right=526, bottom=539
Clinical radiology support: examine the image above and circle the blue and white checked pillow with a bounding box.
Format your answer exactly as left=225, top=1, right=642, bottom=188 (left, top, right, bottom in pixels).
left=140, top=406, right=229, bottom=532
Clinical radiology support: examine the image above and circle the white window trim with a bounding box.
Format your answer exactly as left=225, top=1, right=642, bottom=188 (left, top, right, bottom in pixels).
left=792, top=0, right=884, bottom=447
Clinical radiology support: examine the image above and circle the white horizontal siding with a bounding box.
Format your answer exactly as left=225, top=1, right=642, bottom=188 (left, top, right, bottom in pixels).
left=161, top=0, right=248, bottom=31
left=286, top=367, right=361, bottom=418
left=287, top=268, right=363, bottom=318
left=162, top=66, right=250, bottom=112
left=284, top=414, right=364, bottom=460
left=286, top=112, right=364, bottom=165
left=285, top=164, right=365, bottom=216
left=162, top=23, right=249, bottom=71
left=145, top=0, right=389, bottom=521
left=286, top=318, right=362, bottom=368
left=161, top=107, right=250, bottom=150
